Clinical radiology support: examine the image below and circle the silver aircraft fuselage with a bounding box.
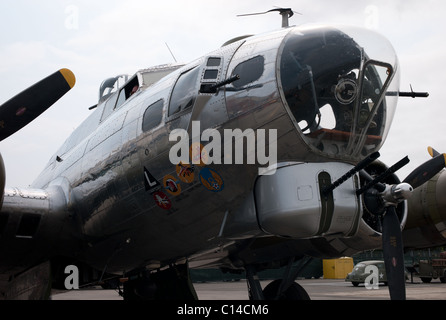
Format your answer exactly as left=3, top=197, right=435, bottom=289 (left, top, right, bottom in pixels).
left=2, top=24, right=406, bottom=275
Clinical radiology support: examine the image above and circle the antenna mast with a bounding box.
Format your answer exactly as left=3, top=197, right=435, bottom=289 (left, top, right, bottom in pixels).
left=165, top=42, right=177, bottom=63
left=237, top=8, right=300, bottom=28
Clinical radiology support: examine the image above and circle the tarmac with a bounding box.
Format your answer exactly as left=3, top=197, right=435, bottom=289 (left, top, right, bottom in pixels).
left=51, top=276, right=446, bottom=300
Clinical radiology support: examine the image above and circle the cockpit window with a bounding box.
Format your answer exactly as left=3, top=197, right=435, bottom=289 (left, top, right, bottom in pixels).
left=168, top=66, right=200, bottom=117
left=280, top=28, right=363, bottom=133
left=99, top=74, right=140, bottom=122
left=279, top=26, right=399, bottom=159
left=99, top=75, right=128, bottom=103
left=101, top=92, right=118, bottom=121
left=115, top=75, right=139, bottom=110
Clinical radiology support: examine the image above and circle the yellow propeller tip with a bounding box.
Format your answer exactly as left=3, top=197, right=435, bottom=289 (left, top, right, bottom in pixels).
left=428, top=146, right=434, bottom=157
left=59, top=68, right=76, bottom=89
left=428, top=146, right=442, bottom=159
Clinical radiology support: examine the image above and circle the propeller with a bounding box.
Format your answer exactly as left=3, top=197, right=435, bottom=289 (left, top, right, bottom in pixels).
left=358, top=146, right=446, bottom=300
left=403, top=147, right=446, bottom=189
left=428, top=146, right=440, bottom=157
left=0, top=68, right=76, bottom=142
left=381, top=205, right=406, bottom=299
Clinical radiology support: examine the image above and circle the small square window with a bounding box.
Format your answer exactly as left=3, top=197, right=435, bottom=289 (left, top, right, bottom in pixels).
left=207, top=57, right=221, bottom=67
left=204, top=70, right=219, bottom=80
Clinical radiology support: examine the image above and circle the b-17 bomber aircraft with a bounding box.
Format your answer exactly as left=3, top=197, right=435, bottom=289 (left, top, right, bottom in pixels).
left=0, top=8, right=445, bottom=300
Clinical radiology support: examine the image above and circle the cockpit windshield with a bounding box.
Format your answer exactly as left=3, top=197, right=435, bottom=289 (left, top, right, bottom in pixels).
left=279, top=25, right=400, bottom=160
left=99, top=74, right=129, bottom=102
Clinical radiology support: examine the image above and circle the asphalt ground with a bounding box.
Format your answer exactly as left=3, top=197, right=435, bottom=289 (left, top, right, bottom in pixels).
left=51, top=276, right=446, bottom=300
left=44, top=279, right=445, bottom=319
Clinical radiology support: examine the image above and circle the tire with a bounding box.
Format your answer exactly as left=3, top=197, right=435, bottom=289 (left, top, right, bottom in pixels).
left=420, top=277, right=432, bottom=283
left=263, top=279, right=310, bottom=300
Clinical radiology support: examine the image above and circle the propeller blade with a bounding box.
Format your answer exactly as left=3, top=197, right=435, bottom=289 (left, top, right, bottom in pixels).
left=382, top=206, right=406, bottom=300
left=0, top=68, right=75, bottom=142
left=428, top=146, right=440, bottom=158
left=403, top=152, right=446, bottom=189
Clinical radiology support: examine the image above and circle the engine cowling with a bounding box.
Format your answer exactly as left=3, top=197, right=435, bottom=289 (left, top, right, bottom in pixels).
left=360, top=160, right=408, bottom=233
left=326, top=159, right=408, bottom=255
left=318, top=162, right=446, bottom=256
left=402, top=169, right=446, bottom=248
left=223, top=160, right=407, bottom=260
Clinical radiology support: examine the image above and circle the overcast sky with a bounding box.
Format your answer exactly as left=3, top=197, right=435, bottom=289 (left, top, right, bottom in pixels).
left=0, top=0, right=445, bottom=187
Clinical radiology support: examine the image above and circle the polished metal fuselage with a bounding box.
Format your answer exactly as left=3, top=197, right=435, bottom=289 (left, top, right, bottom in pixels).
left=27, top=27, right=315, bottom=272
left=0, top=25, right=403, bottom=275
left=44, top=30, right=300, bottom=271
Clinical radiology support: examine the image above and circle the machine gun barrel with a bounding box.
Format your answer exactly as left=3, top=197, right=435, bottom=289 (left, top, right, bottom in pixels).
left=322, top=152, right=380, bottom=196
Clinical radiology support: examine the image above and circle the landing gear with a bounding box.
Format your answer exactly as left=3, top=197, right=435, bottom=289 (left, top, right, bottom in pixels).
left=245, top=257, right=312, bottom=300
left=122, top=263, right=197, bottom=300
left=246, top=265, right=265, bottom=300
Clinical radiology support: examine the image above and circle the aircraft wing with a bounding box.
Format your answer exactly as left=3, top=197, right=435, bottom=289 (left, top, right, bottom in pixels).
left=0, top=186, right=74, bottom=299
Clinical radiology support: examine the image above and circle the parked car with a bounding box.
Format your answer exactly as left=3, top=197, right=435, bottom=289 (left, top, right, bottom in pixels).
left=345, top=260, right=387, bottom=287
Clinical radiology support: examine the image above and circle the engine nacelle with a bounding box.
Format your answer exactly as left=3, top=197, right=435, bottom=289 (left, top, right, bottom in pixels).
left=221, top=160, right=446, bottom=268
left=255, top=162, right=361, bottom=239
left=402, top=169, right=446, bottom=248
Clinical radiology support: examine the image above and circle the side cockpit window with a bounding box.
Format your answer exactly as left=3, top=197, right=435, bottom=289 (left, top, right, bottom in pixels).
left=99, top=75, right=128, bottom=103
left=101, top=93, right=119, bottom=121
left=168, top=66, right=200, bottom=117
left=231, top=55, right=264, bottom=88
left=115, top=76, right=139, bottom=110
left=142, top=99, right=164, bottom=132
left=99, top=74, right=140, bottom=122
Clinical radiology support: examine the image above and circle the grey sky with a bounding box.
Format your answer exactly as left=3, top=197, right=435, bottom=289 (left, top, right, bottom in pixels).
left=0, top=0, right=445, bottom=186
